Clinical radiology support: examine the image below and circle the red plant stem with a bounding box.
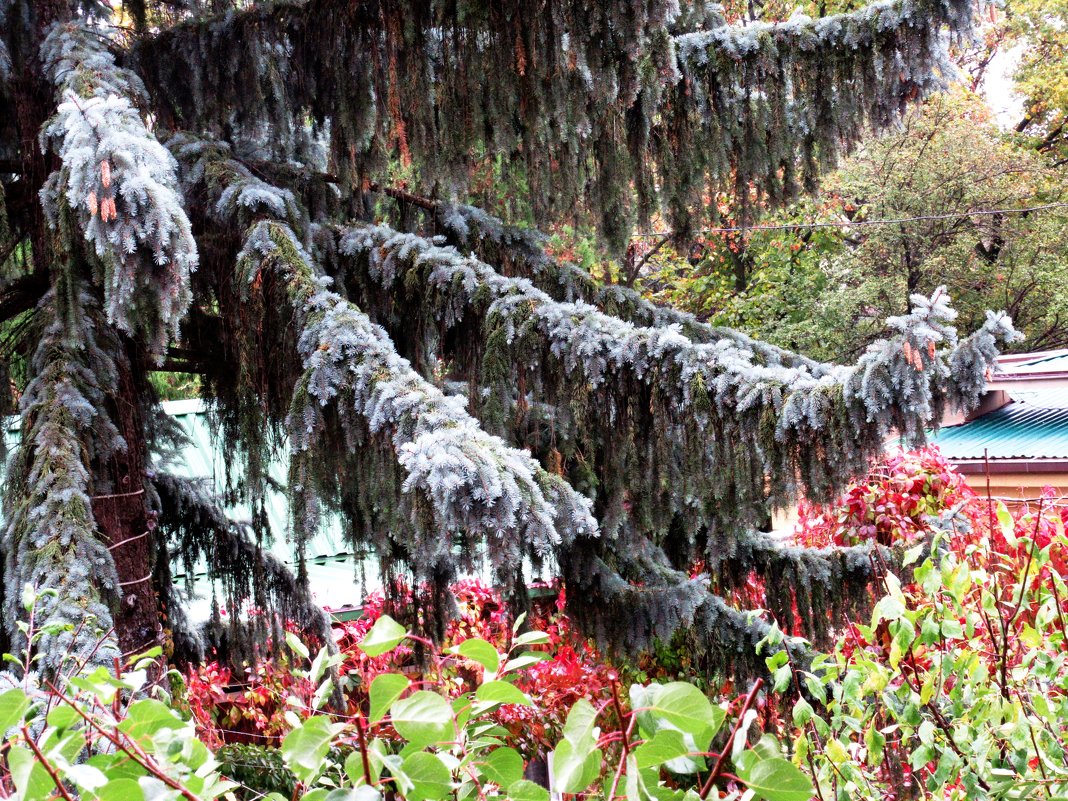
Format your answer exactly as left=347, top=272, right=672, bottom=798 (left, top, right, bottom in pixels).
left=354, top=712, right=374, bottom=785
left=606, top=713, right=637, bottom=801
left=996, top=498, right=1044, bottom=702
left=609, top=679, right=630, bottom=759
left=699, top=678, right=763, bottom=800
left=113, top=656, right=123, bottom=718
left=20, top=725, right=75, bottom=801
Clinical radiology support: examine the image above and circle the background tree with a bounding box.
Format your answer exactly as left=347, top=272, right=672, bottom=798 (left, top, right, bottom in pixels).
left=0, top=0, right=1017, bottom=679
left=645, top=89, right=1068, bottom=361
left=1008, top=0, right=1068, bottom=164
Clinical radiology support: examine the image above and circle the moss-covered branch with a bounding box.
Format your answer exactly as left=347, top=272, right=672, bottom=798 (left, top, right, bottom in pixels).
left=2, top=282, right=122, bottom=675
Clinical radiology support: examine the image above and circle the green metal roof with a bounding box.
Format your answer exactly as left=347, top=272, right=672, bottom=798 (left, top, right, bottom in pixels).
left=930, top=401, right=1068, bottom=461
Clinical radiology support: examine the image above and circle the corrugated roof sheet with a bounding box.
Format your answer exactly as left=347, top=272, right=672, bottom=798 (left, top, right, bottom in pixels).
left=999, top=351, right=1068, bottom=376
left=930, top=402, right=1068, bottom=460
left=997, top=348, right=1068, bottom=367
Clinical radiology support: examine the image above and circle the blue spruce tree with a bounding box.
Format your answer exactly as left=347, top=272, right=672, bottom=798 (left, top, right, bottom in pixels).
left=0, top=0, right=1018, bottom=678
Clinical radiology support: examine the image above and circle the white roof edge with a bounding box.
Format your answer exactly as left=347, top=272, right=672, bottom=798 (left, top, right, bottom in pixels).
left=160, top=398, right=207, bottom=415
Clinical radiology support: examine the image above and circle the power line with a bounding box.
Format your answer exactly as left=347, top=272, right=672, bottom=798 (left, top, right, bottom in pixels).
left=630, top=201, right=1068, bottom=238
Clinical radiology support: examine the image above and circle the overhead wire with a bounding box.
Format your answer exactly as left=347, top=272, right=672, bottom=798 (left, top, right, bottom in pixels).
left=629, top=201, right=1068, bottom=238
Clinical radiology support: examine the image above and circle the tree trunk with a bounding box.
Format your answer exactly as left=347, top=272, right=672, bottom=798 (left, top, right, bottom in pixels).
left=8, top=0, right=63, bottom=270
left=91, top=343, right=163, bottom=660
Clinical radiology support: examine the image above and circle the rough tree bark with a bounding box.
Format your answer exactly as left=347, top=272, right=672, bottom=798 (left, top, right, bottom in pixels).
left=91, top=344, right=162, bottom=659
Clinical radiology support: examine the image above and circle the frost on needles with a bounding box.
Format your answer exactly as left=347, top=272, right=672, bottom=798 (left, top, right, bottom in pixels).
left=168, top=137, right=1018, bottom=671
left=40, top=18, right=196, bottom=356
left=133, top=0, right=975, bottom=252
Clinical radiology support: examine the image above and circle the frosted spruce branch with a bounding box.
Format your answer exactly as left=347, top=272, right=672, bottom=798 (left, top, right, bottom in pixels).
left=1, top=287, right=123, bottom=675
left=239, top=222, right=596, bottom=554
left=342, top=224, right=1020, bottom=521
left=130, top=0, right=975, bottom=252
left=661, top=0, right=975, bottom=233
left=40, top=19, right=196, bottom=354
left=435, top=202, right=832, bottom=373
left=171, top=138, right=597, bottom=602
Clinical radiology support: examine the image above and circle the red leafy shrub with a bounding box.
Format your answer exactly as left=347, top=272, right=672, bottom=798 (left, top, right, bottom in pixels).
left=186, top=578, right=616, bottom=751
left=795, top=446, right=976, bottom=548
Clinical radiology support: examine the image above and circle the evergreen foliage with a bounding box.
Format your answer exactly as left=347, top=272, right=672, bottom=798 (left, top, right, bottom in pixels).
left=2, top=281, right=122, bottom=673
left=131, top=0, right=975, bottom=251
left=0, top=0, right=1019, bottom=679
left=41, top=17, right=196, bottom=354
left=152, top=471, right=332, bottom=664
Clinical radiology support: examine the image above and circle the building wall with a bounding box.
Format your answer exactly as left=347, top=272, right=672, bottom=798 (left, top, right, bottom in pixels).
left=959, top=471, right=1068, bottom=504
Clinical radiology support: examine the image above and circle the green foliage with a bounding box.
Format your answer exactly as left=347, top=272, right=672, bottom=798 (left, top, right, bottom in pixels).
left=0, top=596, right=813, bottom=801
left=216, top=744, right=298, bottom=800
left=644, top=89, right=1068, bottom=360
left=1008, top=0, right=1068, bottom=162
left=791, top=517, right=1068, bottom=800
left=148, top=371, right=200, bottom=401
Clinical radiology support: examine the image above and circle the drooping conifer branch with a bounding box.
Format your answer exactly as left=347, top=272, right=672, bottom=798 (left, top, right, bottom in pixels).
left=557, top=530, right=819, bottom=681
left=705, top=530, right=877, bottom=650
left=1, top=282, right=122, bottom=674
left=243, top=223, right=596, bottom=552
left=170, top=137, right=598, bottom=638
left=130, top=0, right=976, bottom=251
left=40, top=18, right=196, bottom=355
left=432, top=202, right=831, bottom=373
left=339, top=224, right=1020, bottom=542
left=152, top=472, right=332, bottom=664
left=659, top=0, right=976, bottom=233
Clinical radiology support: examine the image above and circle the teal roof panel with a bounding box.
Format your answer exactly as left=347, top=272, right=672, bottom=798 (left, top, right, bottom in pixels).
left=930, top=402, right=1068, bottom=461
left=1000, top=351, right=1068, bottom=375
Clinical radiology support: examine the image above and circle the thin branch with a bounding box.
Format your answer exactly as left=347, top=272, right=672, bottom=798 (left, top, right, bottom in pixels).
left=699, top=678, right=764, bottom=799
left=45, top=681, right=204, bottom=801
left=625, top=233, right=673, bottom=287
left=20, top=725, right=76, bottom=801
left=630, top=202, right=1068, bottom=238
